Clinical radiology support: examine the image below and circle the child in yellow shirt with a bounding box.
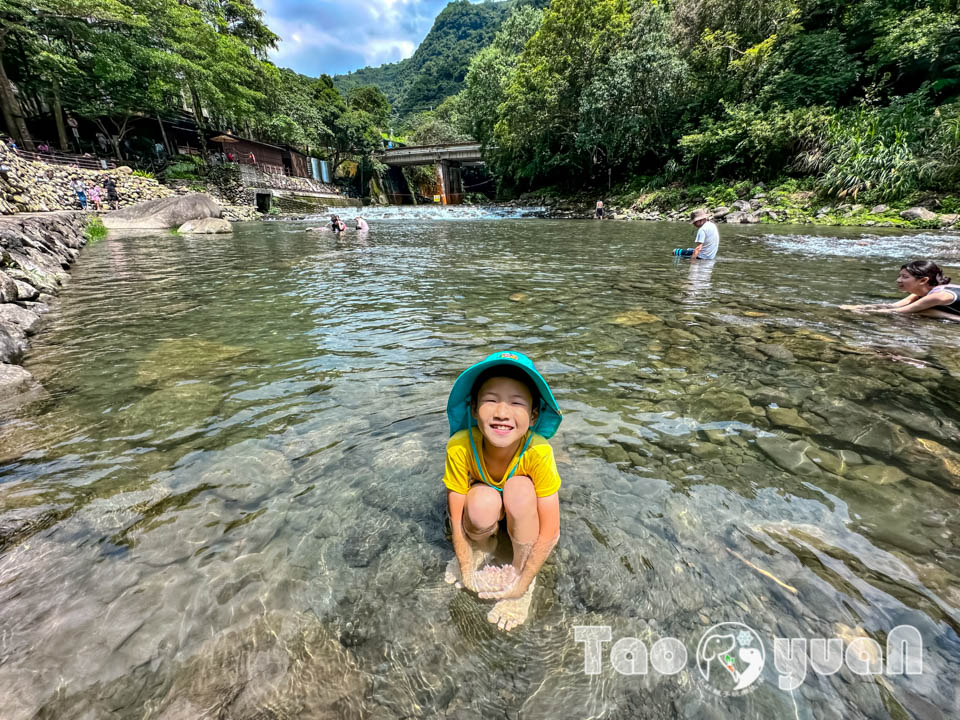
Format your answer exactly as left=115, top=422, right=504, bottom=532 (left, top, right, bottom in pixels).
left=443, top=351, right=563, bottom=631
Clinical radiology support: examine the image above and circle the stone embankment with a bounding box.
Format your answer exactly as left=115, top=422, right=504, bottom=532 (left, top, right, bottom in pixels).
left=0, top=144, right=258, bottom=221
left=1, top=144, right=172, bottom=215
left=0, top=212, right=86, bottom=410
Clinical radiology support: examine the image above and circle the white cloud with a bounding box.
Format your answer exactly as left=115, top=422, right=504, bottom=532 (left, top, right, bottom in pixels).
left=259, top=0, right=444, bottom=75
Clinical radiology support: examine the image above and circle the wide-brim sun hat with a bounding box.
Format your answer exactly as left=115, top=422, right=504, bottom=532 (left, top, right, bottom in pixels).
left=446, top=351, right=562, bottom=438
left=690, top=208, right=711, bottom=223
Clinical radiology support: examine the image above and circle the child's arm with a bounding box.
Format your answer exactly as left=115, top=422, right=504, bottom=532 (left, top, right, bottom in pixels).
left=447, top=490, right=478, bottom=591
left=479, top=492, right=559, bottom=600
left=872, top=290, right=955, bottom=314
left=842, top=294, right=919, bottom=311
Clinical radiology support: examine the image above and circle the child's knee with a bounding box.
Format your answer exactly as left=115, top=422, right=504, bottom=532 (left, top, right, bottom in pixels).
left=502, top=475, right=536, bottom=518
left=464, top=485, right=502, bottom=535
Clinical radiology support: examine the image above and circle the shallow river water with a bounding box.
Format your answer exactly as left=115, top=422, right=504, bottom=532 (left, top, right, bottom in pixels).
left=1, top=209, right=960, bottom=719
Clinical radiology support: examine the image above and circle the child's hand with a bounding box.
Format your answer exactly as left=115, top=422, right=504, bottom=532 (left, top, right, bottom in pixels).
left=476, top=565, right=524, bottom=599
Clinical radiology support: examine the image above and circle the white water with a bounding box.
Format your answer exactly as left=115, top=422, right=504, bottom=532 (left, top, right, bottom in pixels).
left=761, top=229, right=960, bottom=260
left=297, top=204, right=547, bottom=222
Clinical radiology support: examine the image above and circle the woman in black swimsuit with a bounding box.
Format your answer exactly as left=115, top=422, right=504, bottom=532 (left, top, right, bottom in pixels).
left=842, top=260, right=960, bottom=320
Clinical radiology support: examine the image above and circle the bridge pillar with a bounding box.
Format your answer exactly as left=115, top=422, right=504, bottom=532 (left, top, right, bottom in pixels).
left=436, top=160, right=464, bottom=205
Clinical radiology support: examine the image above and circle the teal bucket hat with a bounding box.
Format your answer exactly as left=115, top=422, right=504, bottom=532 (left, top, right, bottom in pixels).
left=446, top=350, right=562, bottom=438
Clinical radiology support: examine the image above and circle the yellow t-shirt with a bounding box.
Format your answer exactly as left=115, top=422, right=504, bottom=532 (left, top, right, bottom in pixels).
left=443, top=428, right=561, bottom=497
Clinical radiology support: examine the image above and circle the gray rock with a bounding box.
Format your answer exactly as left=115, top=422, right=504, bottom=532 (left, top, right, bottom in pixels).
left=603, top=444, right=630, bottom=464
left=725, top=211, right=747, bottom=224
left=744, top=213, right=762, bottom=223
left=899, top=207, right=937, bottom=222
left=732, top=199, right=751, bottom=212
left=711, top=206, right=730, bottom=218
left=12, top=279, right=38, bottom=301
left=102, top=193, right=222, bottom=229
left=178, top=217, right=233, bottom=234
left=0, top=271, right=17, bottom=302
left=938, top=213, right=958, bottom=227
left=756, top=343, right=796, bottom=362
left=766, top=407, right=815, bottom=433
left=0, top=363, right=36, bottom=396
left=848, top=464, right=908, bottom=485
left=0, top=326, right=24, bottom=363
left=755, top=436, right=822, bottom=476
left=0, top=303, right=42, bottom=336
left=870, top=204, right=889, bottom=214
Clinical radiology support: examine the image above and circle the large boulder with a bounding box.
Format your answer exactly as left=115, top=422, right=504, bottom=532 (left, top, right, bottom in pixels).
left=178, top=217, right=233, bottom=234
left=102, top=193, right=222, bottom=230
left=899, top=207, right=937, bottom=222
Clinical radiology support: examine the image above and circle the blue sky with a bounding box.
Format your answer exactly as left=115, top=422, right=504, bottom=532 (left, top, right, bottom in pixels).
left=260, top=0, right=452, bottom=77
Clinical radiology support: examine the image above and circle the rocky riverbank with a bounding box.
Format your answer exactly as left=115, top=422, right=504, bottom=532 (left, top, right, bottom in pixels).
left=506, top=183, right=960, bottom=230
left=0, top=212, right=88, bottom=410
left=0, top=144, right=259, bottom=221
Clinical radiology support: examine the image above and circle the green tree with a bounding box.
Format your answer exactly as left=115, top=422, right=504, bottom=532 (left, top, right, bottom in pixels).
left=347, top=86, right=391, bottom=127
left=0, top=0, right=134, bottom=148
left=326, top=109, right=381, bottom=173
left=577, top=2, right=687, bottom=172
left=408, top=93, right=471, bottom=144
left=493, top=0, right=631, bottom=183
left=463, top=4, right=544, bottom=149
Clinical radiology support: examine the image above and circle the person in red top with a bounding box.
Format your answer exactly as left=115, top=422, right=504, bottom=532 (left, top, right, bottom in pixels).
left=248, top=152, right=256, bottom=165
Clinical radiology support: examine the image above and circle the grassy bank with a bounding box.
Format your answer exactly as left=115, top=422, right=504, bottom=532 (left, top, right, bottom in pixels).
left=83, top=217, right=108, bottom=243
left=514, top=178, right=960, bottom=230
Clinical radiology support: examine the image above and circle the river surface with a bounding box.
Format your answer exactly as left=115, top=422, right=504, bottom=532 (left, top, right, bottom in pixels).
left=1, top=209, right=959, bottom=719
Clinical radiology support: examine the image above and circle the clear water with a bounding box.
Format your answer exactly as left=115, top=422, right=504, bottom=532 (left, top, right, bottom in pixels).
left=1, top=216, right=959, bottom=719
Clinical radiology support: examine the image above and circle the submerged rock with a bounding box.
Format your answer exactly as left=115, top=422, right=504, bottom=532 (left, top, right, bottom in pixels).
left=178, top=217, right=233, bottom=234
left=136, top=338, right=251, bottom=387
left=612, top=307, right=662, bottom=325
left=848, top=463, right=908, bottom=484
left=755, top=436, right=822, bottom=475
left=120, top=382, right=222, bottom=433
left=766, top=407, right=815, bottom=433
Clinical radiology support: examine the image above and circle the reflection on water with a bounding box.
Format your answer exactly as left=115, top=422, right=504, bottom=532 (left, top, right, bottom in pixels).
left=1, top=217, right=959, bottom=719
left=680, top=258, right=716, bottom=304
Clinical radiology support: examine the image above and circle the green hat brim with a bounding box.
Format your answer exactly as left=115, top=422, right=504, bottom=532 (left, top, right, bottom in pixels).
left=446, top=351, right=562, bottom=439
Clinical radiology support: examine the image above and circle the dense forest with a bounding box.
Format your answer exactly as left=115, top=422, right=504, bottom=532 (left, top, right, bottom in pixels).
left=348, top=0, right=960, bottom=203
left=457, top=0, right=960, bottom=200
left=3, top=0, right=958, bottom=203
left=0, top=0, right=391, bottom=172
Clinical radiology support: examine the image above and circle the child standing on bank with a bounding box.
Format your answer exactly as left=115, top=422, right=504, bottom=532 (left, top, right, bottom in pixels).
left=443, top=351, right=563, bottom=631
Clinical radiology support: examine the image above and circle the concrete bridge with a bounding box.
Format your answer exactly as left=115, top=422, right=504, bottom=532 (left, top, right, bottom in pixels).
left=377, top=142, right=484, bottom=204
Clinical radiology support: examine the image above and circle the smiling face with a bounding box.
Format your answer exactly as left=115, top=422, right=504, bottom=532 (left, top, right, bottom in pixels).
left=471, top=376, right=538, bottom=450
left=897, top=268, right=932, bottom=296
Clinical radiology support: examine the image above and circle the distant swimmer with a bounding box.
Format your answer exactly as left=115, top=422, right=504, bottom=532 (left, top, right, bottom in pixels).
left=674, top=209, right=719, bottom=259
left=330, top=214, right=346, bottom=232
left=355, top=216, right=369, bottom=231
left=842, top=260, right=960, bottom=321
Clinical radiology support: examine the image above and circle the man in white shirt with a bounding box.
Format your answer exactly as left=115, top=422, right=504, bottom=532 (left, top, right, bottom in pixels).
left=689, top=208, right=719, bottom=259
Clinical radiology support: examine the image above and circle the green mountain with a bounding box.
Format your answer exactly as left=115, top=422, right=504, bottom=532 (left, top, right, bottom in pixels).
left=334, top=0, right=542, bottom=118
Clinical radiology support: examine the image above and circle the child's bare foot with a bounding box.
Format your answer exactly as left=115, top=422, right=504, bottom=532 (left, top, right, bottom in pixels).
left=487, top=578, right=535, bottom=631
